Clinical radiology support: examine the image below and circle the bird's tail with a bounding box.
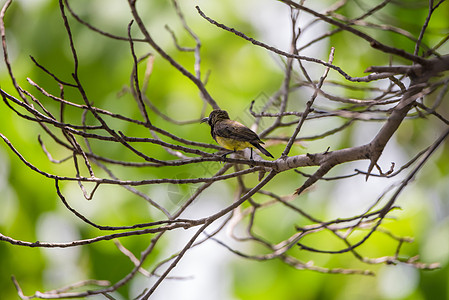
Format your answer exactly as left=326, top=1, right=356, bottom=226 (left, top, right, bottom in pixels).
left=252, top=142, right=274, bottom=158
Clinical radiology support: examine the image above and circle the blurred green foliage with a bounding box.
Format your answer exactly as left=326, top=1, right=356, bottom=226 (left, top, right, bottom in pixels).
left=1, top=0, right=448, bottom=299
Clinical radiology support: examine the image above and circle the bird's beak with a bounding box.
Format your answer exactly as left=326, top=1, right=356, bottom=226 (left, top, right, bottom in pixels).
left=200, top=117, right=209, bottom=124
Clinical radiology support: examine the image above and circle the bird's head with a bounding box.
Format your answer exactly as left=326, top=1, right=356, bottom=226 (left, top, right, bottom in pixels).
left=201, top=109, right=230, bottom=127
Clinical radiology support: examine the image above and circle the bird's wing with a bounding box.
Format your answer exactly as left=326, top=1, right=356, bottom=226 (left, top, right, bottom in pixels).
left=214, top=120, right=262, bottom=143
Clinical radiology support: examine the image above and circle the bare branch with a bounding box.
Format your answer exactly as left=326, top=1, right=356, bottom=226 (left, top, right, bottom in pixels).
left=1, top=0, right=446, bottom=297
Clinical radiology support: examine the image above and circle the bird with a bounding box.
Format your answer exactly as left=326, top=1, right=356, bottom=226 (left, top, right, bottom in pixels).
left=201, top=109, right=274, bottom=159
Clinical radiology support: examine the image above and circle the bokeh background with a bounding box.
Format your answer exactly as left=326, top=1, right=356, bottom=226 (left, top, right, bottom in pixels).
left=1, top=0, right=449, bottom=299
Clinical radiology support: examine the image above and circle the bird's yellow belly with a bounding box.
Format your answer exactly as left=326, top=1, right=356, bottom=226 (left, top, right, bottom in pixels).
left=215, top=136, right=252, bottom=151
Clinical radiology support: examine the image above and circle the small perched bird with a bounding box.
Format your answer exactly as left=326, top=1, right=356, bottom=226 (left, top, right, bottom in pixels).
left=201, top=109, right=274, bottom=159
